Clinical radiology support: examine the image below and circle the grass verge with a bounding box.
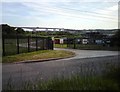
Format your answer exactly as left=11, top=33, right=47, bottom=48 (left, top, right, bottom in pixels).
left=54, top=44, right=67, bottom=48
left=2, top=50, right=75, bottom=63
left=3, top=60, right=120, bottom=90
left=4, top=68, right=120, bottom=90
left=54, top=43, right=119, bottom=51
left=36, top=76, right=119, bottom=90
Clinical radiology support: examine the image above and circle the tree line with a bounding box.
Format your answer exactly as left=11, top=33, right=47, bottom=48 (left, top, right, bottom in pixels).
left=1, top=24, right=25, bottom=35
left=1, top=24, right=119, bottom=47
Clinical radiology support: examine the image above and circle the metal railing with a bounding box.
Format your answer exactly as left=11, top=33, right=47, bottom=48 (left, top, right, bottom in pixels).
left=2, top=35, right=53, bottom=56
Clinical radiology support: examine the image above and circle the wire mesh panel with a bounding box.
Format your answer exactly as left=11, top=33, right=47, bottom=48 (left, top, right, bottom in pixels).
left=37, top=37, right=44, bottom=50
left=67, top=38, right=75, bottom=49
left=43, top=38, right=47, bottom=50
left=3, top=37, right=17, bottom=56
left=75, top=38, right=82, bottom=49
left=2, top=35, right=53, bottom=56
left=19, top=37, right=28, bottom=54
left=29, top=37, right=36, bottom=52
left=67, top=37, right=113, bottom=50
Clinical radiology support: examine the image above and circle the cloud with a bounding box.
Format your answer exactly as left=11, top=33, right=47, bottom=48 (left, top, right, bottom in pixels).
left=3, top=2, right=118, bottom=21
left=107, top=4, right=118, bottom=11
left=21, top=2, right=117, bottom=23
left=94, top=4, right=118, bottom=22
left=1, top=0, right=120, bottom=2
left=2, top=1, right=118, bottom=29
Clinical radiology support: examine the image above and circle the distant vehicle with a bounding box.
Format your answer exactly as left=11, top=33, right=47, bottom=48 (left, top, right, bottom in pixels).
left=82, top=39, right=88, bottom=44
left=95, top=40, right=103, bottom=44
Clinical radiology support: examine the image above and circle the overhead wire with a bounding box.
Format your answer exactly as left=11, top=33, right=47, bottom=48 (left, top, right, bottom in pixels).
left=58, top=6, right=117, bottom=19
left=36, top=6, right=117, bottom=22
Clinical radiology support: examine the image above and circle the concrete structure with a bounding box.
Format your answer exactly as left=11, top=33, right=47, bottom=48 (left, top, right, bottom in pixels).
left=14, top=26, right=117, bottom=37
left=16, top=27, right=65, bottom=32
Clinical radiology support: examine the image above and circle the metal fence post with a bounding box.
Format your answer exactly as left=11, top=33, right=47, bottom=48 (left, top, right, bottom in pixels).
left=17, top=35, right=19, bottom=54
left=42, top=38, right=44, bottom=50
left=50, top=38, right=54, bottom=50
left=74, top=37, right=76, bottom=49
left=52, top=40, right=54, bottom=50
left=36, top=37, right=38, bottom=51
left=2, top=36, right=5, bottom=56
left=47, top=37, right=53, bottom=50
left=67, top=38, right=68, bottom=48
left=51, top=40, right=54, bottom=50
left=28, top=36, right=30, bottom=52
left=47, top=37, right=49, bottom=50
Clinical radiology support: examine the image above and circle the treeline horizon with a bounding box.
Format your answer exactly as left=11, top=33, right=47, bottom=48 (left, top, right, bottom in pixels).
left=1, top=24, right=120, bottom=46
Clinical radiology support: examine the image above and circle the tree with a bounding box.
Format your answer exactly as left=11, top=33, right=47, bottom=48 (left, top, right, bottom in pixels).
left=1, top=24, right=15, bottom=35
left=1, top=24, right=25, bottom=35
left=16, top=28, right=25, bottom=34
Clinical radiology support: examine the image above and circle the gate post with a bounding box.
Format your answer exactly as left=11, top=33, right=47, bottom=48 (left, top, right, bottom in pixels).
left=50, top=37, right=54, bottom=50
left=36, top=37, right=38, bottom=51
left=17, top=35, right=19, bottom=54
left=74, top=37, right=76, bottom=49
left=43, top=38, right=45, bottom=50
left=67, top=38, right=68, bottom=48
left=46, top=37, right=49, bottom=50
left=2, top=35, right=5, bottom=56
left=28, top=36, right=30, bottom=52
left=47, top=37, right=53, bottom=50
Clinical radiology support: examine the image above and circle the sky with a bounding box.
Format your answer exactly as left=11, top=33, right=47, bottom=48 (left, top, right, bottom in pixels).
left=1, top=0, right=119, bottom=29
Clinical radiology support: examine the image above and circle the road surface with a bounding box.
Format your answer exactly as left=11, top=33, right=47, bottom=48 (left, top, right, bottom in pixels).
left=2, top=48, right=120, bottom=89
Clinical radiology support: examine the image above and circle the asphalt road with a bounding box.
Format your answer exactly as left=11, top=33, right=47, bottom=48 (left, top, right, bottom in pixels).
left=2, top=49, right=120, bottom=89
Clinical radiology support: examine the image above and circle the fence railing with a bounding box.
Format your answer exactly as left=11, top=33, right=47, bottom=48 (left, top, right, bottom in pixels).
left=66, top=37, right=112, bottom=50
left=2, top=35, right=53, bottom=56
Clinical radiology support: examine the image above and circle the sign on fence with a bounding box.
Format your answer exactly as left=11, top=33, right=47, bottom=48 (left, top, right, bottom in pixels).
left=60, top=38, right=64, bottom=44
left=82, top=39, right=88, bottom=44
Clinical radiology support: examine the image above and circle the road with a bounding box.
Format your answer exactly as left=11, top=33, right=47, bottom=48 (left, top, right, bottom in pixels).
left=54, top=48, right=119, bottom=59
left=2, top=48, right=120, bottom=89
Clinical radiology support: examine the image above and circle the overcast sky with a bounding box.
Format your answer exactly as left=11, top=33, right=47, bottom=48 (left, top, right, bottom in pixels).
left=1, top=0, right=119, bottom=29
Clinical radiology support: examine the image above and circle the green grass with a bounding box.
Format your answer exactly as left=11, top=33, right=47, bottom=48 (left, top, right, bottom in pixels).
left=54, top=44, right=67, bottom=48
left=3, top=60, right=120, bottom=90
left=63, top=44, right=119, bottom=51
left=2, top=50, right=75, bottom=63
left=35, top=66, right=120, bottom=90
left=3, top=68, right=120, bottom=90
left=36, top=76, right=119, bottom=90
left=54, top=43, right=119, bottom=50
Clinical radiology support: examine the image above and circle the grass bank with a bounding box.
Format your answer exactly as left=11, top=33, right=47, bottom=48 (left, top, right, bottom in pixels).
left=2, top=50, right=75, bottom=63
left=36, top=76, right=119, bottom=90
left=4, top=66, right=120, bottom=90
left=54, top=44, right=119, bottom=51
left=39, top=66, right=120, bottom=90
left=54, top=44, right=67, bottom=48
